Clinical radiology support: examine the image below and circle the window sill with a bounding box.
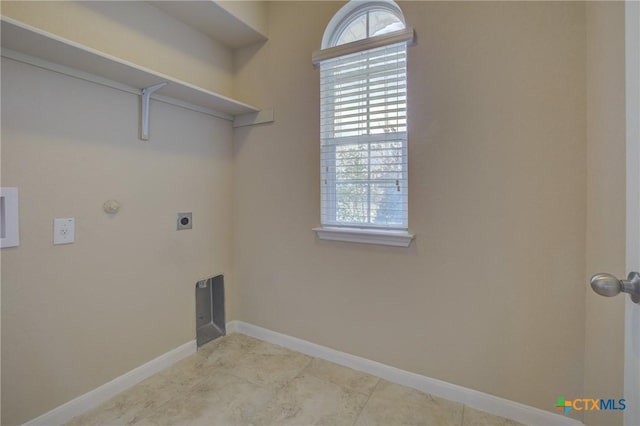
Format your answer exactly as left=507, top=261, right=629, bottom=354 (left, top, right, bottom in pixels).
left=313, top=227, right=414, bottom=247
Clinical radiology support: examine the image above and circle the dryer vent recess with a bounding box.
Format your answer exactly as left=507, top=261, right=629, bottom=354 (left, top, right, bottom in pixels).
left=195, top=274, right=225, bottom=348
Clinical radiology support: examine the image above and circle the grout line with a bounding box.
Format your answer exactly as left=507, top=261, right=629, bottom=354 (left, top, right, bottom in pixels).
left=351, top=376, right=380, bottom=426
left=461, top=404, right=465, bottom=426
left=295, top=357, right=314, bottom=380
left=302, top=357, right=380, bottom=399
left=218, top=336, right=313, bottom=392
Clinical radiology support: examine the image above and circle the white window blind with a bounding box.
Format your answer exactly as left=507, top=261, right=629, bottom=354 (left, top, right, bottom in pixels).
left=320, top=42, right=407, bottom=230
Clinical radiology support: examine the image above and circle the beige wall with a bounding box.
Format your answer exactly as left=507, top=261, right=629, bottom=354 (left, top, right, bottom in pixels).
left=1, top=58, right=234, bottom=425
left=233, top=1, right=587, bottom=416
left=3, top=1, right=627, bottom=424
left=584, top=3, right=626, bottom=425
left=217, top=1, right=268, bottom=38
left=1, top=5, right=238, bottom=423
left=1, top=1, right=234, bottom=96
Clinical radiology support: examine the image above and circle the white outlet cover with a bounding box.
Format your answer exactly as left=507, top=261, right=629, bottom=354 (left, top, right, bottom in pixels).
left=54, top=218, right=75, bottom=245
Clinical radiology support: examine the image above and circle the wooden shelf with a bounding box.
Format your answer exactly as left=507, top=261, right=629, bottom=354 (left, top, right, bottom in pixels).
left=0, top=16, right=261, bottom=119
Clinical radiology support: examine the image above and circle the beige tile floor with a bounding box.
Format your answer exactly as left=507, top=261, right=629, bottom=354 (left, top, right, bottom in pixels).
left=67, top=334, right=526, bottom=426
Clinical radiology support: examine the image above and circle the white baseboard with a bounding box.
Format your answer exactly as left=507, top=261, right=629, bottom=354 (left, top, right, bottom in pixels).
left=24, top=323, right=582, bottom=426
left=23, top=340, right=196, bottom=426
left=226, top=320, right=582, bottom=426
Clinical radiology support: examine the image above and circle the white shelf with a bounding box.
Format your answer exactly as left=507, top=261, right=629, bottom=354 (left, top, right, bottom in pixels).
left=0, top=16, right=261, bottom=119
left=149, top=1, right=267, bottom=49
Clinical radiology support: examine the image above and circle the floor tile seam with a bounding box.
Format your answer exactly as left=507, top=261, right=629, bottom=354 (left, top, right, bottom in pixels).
left=147, top=373, right=271, bottom=426
left=219, top=358, right=312, bottom=391
left=318, top=378, right=377, bottom=399
left=301, top=366, right=380, bottom=399
left=460, top=403, right=466, bottom=426
left=196, top=345, right=263, bottom=378
left=350, top=376, right=382, bottom=426
left=271, top=353, right=314, bottom=385
left=239, top=374, right=306, bottom=426
left=265, top=356, right=314, bottom=391
left=302, top=373, right=376, bottom=401
left=112, top=387, right=176, bottom=417
left=221, top=346, right=263, bottom=363
left=294, top=356, right=315, bottom=379
left=211, top=367, right=272, bottom=390
left=158, top=373, right=214, bottom=398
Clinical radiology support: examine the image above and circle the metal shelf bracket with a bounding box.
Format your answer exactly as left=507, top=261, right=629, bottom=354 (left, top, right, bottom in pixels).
left=140, top=82, right=168, bottom=140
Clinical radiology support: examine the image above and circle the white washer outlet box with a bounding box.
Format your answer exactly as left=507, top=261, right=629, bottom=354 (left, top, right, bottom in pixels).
left=54, top=218, right=75, bottom=245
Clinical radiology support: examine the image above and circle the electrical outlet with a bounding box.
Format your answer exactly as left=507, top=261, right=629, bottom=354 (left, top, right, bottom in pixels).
left=54, top=218, right=75, bottom=245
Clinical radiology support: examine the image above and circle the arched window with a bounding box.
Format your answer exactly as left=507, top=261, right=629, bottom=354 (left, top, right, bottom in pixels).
left=321, top=1, right=406, bottom=48
left=313, top=0, right=414, bottom=246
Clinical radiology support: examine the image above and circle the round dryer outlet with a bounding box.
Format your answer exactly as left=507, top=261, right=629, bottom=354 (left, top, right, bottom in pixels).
left=177, top=212, right=192, bottom=230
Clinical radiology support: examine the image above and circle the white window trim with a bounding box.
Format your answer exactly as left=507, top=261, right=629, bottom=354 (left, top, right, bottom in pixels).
left=314, top=0, right=415, bottom=247
left=312, top=27, right=415, bottom=66
left=313, top=226, right=414, bottom=247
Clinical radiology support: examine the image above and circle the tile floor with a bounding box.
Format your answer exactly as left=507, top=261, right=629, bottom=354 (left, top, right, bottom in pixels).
left=67, top=333, right=525, bottom=426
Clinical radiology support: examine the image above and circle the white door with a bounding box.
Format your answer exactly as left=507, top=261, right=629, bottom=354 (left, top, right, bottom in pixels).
left=625, top=1, right=639, bottom=425
left=591, top=3, right=640, bottom=424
